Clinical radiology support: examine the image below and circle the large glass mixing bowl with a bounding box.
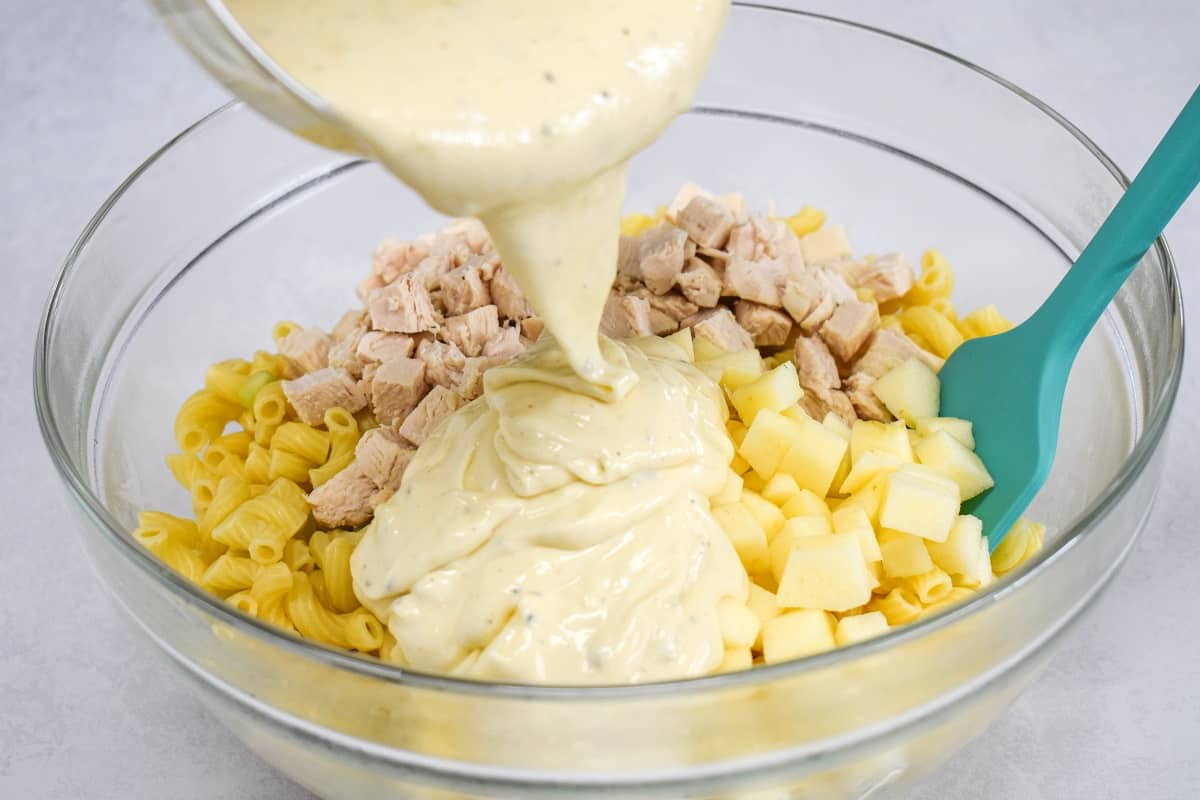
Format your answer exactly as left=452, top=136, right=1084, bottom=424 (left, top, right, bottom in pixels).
left=35, top=6, right=1182, bottom=799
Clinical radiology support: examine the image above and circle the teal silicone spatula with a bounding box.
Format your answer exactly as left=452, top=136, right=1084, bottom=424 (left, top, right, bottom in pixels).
left=940, top=86, right=1200, bottom=550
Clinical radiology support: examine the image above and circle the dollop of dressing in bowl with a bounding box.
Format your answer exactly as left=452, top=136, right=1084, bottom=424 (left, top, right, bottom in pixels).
left=225, top=0, right=746, bottom=682
left=353, top=337, right=747, bottom=683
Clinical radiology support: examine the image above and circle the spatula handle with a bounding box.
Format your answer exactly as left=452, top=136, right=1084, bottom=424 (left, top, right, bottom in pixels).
left=1028, top=85, right=1200, bottom=355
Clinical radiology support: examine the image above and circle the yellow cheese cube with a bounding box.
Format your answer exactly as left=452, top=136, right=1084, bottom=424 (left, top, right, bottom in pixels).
left=907, top=429, right=921, bottom=451
left=878, top=529, right=935, bottom=578
left=730, top=362, right=803, bottom=424
left=713, top=469, right=744, bottom=506
left=775, top=415, right=849, bottom=497
left=915, top=417, right=975, bottom=449
left=799, top=223, right=852, bottom=264
left=730, top=452, right=751, bottom=475
left=835, top=611, right=890, bottom=646
left=693, top=334, right=735, bottom=362
left=738, top=409, right=798, bottom=478
left=663, top=328, right=694, bottom=362
left=915, top=430, right=995, bottom=501
left=762, top=609, right=837, bottom=663
left=821, top=412, right=853, bottom=441
left=717, top=597, right=761, bottom=649
left=697, top=363, right=724, bottom=385
left=761, top=474, right=802, bottom=506
left=838, top=449, right=903, bottom=495
left=872, top=358, right=941, bottom=425
left=838, top=473, right=888, bottom=523
left=726, top=420, right=748, bottom=447
left=742, top=471, right=767, bottom=492
left=746, top=584, right=780, bottom=650
left=718, top=647, right=753, bottom=673
left=712, top=503, right=770, bottom=579
left=850, top=420, right=914, bottom=464
left=785, top=206, right=826, bottom=239
left=710, top=348, right=766, bottom=390
left=770, top=515, right=833, bottom=581
left=832, top=506, right=882, bottom=562
left=781, top=489, right=832, bottom=522
left=781, top=404, right=812, bottom=424
left=879, top=464, right=960, bottom=542
left=777, top=532, right=873, bottom=612
left=741, top=490, right=786, bottom=538
left=957, top=536, right=995, bottom=589
left=925, top=514, right=985, bottom=577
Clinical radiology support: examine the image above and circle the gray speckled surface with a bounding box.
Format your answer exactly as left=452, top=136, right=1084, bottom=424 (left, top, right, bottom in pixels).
left=2, top=1, right=1197, bottom=798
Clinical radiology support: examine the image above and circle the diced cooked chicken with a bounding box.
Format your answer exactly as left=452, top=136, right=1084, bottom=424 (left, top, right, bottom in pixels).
left=820, top=300, right=880, bottom=362
left=417, top=339, right=467, bottom=387
left=520, top=317, right=544, bottom=341
left=490, top=265, right=535, bottom=320
left=734, top=300, right=793, bottom=347
left=638, top=224, right=690, bottom=294
left=666, top=182, right=709, bottom=223
left=799, top=224, right=853, bottom=265
left=439, top=261, right=493, bottom=316
left=398, top=385, right=463, bottom=446
left=616, top=234, right=643, bottom=289
left=367, top=274, right=441, bottom=334
left=282, top=368, right=367, bottom=426
left=482, top=325, right=526, bottom=361
left=836, top=253, right=916, bottom=303
left=843, top=372, right=894, bottom=422
left=454, top=356, right=507, bottom=401
left=278, top=328, right=332, bottom=377
left=426, top=229, right=474, bottom=269
left=331, top=310, right=367, bottom=342
left=600, top=292, right=655, bottom=339
left=676, top=195, right=735, bottom=250
left=792, top=335, right=841, bottom=390
left=853, top=329, right=944, bottom=379
left=442, top=305, right=500, bottom=357
left=724, top=256, right=789, bottom=307
left=782, top=267, right=856, bottom=332
left=677, top=258, right=723, bottom=307
left=328, top=321, right=367, bottom=377
left=799, top=386, right=858, bottom=427
left=727, top=217, right=805, bottom=265
left=444, top=218, right=492, bottom=254
left=370, top=358, right=429, bottom=427
left=307, top=464, right=377, bottom=529
left=371, top=238, right=429, bottom=285
left=687, top=307, right=755, bottom=352
left=629, top=288, right=699, bottom=324
left=353, top=427, right=414, bottom=491
left=718, top=192, right=748, bottom=224
left=356, top=331, right=417, bottom=364
left=410, top=252, right=457, bottom=289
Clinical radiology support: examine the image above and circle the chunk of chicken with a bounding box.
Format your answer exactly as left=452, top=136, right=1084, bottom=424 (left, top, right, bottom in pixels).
left=371, top=238, right=429, bottom=286
left=367, top=274, right=441, bottom=334
left=354, top=427, right=414, bottom=491
left=800, top=386, right=858, bottom=427
left=482, top=325, right=526, bottom=361
left=734, top=300, right=793, bottom=347
left=600, top=292, right=655, bottom=339
left=356, top=331, right=417, bottom=364
left=370, top=358, right=429, bottom=427
left=307, top=465, right=377, bottom=529
left=442, top=305, right=500, bottom=357
left=676, top=195, right=736, bottom=250
left=853, top=329, right=944, bottom=379
left=417, top=339, right=468, bottom=388
left=687, top=307, right=755, bottom=352
left=278, top=328, right=332, bottom=377
left=837, top=253, right=915, bottom=303
left=638, top=224, right=690, bottom=294
left=820, top=300, right=880, bottom=362
left=490, top=265, right=535, bottom=320
left=843, top=372, right=894, bottom=422
left=439, top=261, right=493, bottom=316
left=398, top=385, right=463, bottom=447
left=792, top=335, right=841, bottom=391
left=282, top=368, right=367, bottom=426
left=723, top=256, right=789, bottom=307
left=677, top=258, right=723, bottom=308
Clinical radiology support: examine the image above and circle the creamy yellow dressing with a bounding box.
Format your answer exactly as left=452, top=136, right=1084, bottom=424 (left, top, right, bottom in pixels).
left=225, top=0, right=746, bottom=683
left=351, top=337, right=747, bottom=682
left=225, top=0, right=728, bottom=387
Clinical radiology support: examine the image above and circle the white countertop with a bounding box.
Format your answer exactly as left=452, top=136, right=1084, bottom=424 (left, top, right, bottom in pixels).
left=2, top=1, right=1198, bottom=797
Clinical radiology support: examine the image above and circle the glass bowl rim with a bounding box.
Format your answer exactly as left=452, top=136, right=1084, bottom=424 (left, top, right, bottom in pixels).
left=34, top=2, right=1185, bottom=701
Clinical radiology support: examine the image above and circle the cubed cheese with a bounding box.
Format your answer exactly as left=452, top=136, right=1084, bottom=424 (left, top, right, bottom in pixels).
left=718, top=647, right=754, bottom=673
left=776, top=532, right=873, bottom=612
left=663, top=328, right=694, bottom=362
left=717, top=597, right=761, bottom=649
left=838, top=449, right=903, bottom=495
left=775, top=415, right=849, bottom=497
left=915, top=430, right=995, bottom=501
left=915, top=417, right=975, bottom=449
left=872, top=358, right=940, bottom=425
left=709, top=348, right=766, bottom=390
left=713, top=469, right=744, bottom=506
left=712, top=503, right=770, bottom=578
left=821, top=412, right=853, bottom=441
left=741, top=490, right=786, bottom=538
left=746, top=584, right=780, bottom=650
left=770, top=515, right=833, bottom=581
left=730, top=362, right=803, bottom=424
left=832, top=506, right=882, bottom=562
left=835, top=611, right=890, bottom=646
left=850, top=420, right=914, bottom=464
left=879, top=464, right=960, bottom=542
left=738, top=410, right=798, bottom=478
left=780, top=489, right=832, bottom=522
left=761, top=473, right=802, bottom=506
left=925, top=515, right=985, bottom=576
left=878, top=529, right=935, bottom=578
left=838, top=473, right=888, bottom=524
left=799, top=223, right=852, bottom=264
left=762, top=609, right=837, bottom=663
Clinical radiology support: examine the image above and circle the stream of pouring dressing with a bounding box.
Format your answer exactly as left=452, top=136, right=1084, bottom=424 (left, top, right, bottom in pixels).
left=226, top=0, right=749, bottom=682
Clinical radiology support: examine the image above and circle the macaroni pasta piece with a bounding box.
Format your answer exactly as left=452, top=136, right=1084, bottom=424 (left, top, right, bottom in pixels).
left=899, top=306, right=965, bottom=359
